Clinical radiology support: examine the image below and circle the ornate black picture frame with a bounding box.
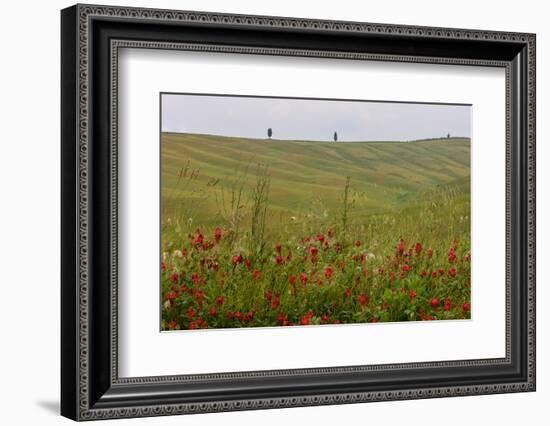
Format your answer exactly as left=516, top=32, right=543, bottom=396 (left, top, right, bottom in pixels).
left=61, top=4, right=536, bottom=421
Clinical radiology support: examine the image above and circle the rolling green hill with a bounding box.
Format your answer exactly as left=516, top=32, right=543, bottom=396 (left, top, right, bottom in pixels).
left=161, top=132, right=470, bottom=229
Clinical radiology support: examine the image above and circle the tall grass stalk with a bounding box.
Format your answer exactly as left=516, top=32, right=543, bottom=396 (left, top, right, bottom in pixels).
left=249, top=164, right=271, bottom=257
left=340, top=176, right=352, bottom=239
left=215, top=167, right=249, bottom=249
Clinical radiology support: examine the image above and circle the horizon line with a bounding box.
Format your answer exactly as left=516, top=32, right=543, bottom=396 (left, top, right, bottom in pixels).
left=161, top=131, right=472, bottom=144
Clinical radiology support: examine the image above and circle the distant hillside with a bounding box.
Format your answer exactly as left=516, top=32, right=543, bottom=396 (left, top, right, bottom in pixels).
left=161, top=132, right=470, bottom=223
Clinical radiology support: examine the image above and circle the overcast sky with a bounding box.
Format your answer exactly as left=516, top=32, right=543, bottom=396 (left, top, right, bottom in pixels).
left=161, top=93, right=471, bottom=142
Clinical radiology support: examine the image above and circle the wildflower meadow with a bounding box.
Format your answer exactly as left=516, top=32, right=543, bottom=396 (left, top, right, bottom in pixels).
left=161, top=133, right=471, bottom=331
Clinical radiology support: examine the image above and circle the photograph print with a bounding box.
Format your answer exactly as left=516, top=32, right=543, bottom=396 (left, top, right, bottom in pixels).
left=160, top=93, right=472, bottom=331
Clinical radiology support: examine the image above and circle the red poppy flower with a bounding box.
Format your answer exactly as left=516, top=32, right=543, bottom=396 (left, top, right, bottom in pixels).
left=310, top=246, right=319, bottom=260
left=420, top=270, right=428, bottom=277
left=328, top=227, right=333, bottom=238
left=300, top=310, right=314, bottom=325
left=462, top=302, right=470, bottom=313
left=344, top=288, right=352, bottom=298
left=194, top=232, right=204, bottom=245
left=289, top=275, right=297, bottom=286
left=245, top=258, right=252, bottom=271
left=187, top=307, right=197, bottom=320
left=278, top=312, right=288, bottom=326
left=358, top=293, right=369, bottom=306
left=355, top=240, right=361, bottom=247
left=449, top=267, right=457, bottom=278
left=448, top=248, right=457, bottom=263
left=397, top=239, right=405, bottom=255
left=378, top=267, right=385, bottom=275
left=166, top=292, right=177, bottom=301
left=215, top=295, right=224, bottom=306
left=232, top=254, right=243, bottom=265
left=431, top=298, right=439, bottom=308
left=168, top=320, right=178, bottom=330
left=235, top=311, right=243, bottom=321
left=316, top=234, right=325, bottom=243
left=444, top=298, right=452, bottom=311
left=214, top=227, right=222, bottom=242
left=209, top=307, right=217, bottom=317
left=301, top=272, right=308, bottom=286
left=409, top=289, right=417, bottom=300
left=253, top=269, right=262, bottom=280
left=402, top=264, right=411, bottom=272
left=271, top=295, right=281, bottom=310
left=415, top=242, right=422, bottom=254
left=426, top=248, right=433, bottom=258
left=276, top=255, right=283, bottom=265
left=389, top=271, right=396, bottom=282
left=170, top=272, right=179, bottom=284
left=324, top=266, right=334, bottom=279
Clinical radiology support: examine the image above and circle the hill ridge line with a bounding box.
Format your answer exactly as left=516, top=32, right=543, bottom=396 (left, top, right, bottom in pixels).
left=162, top=131, right=471, bottom=145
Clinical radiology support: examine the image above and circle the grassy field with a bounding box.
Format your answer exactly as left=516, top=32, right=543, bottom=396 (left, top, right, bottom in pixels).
left=161, top=133, right=471, bottom=330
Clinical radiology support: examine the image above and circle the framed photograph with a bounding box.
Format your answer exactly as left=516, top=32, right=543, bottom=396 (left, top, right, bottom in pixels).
left=61, top=4, right=536, bottom=421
